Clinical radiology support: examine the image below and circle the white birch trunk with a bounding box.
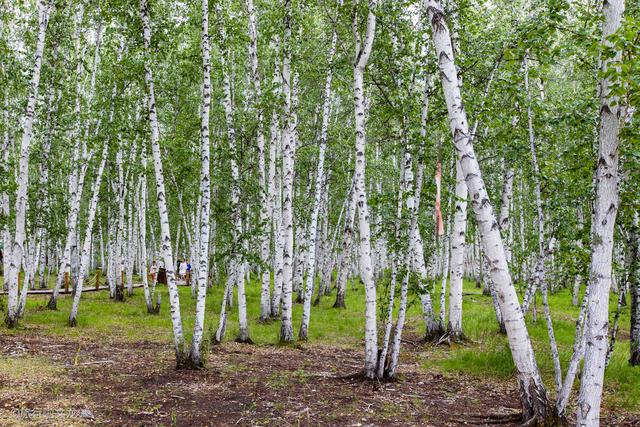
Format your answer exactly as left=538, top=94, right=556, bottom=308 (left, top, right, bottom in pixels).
left=521, top=54, right=546, bottom=314
left=425, top=1, right=550, bottom=419
left=278, top=0, right=295, bottom=343
left=577, top=0, right=625, bottom=424
left=629, top=215, right=639, bottom=366
left=188, top=0, right=214, bottom=366
left=49, top=6, right=97, bottom=309
left=246, top=0, right=271, bottom=323
left=6, top=0, right=52, bottom=326
left=498, top=165, right=515, bottom=264
left=216, top=2, right=250, bottom=343
left=334, top=172, right=357, bottom=308
left=299, top=31, right=336, bottom=340
left=353, top=0, right=379, bottom=377
left=140, top=0, right=186, bottom=364
left=137, top=147, right=156, bottom=314
left=69, top=145, right=108, bottom=326
left=447, top=160, right=467, bottom=339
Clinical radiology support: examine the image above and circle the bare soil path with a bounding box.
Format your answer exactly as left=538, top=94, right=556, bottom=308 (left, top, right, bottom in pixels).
left=0, top=333, right=638, bottom=426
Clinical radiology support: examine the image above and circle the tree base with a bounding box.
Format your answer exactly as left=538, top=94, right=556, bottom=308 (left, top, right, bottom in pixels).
left=177, top=352, right=204, bottom=370
left=114, top=285, right=125, bottom=302
left=258, top=315, right=272, bottom=324
left=333, top=294, right=346, bottom=309
left=279, top=324, right=295, bottom=344
left=235, top=335, right=254, bottom=344
left=630, top=349, right=640, bottom=366
left=46, top=297, right=57, bottom=310
left=447, top=329, right=465, bottom=343
left=519, top=377, right=554, bottom=426
left=425, top=323, right=446, bottom=342
left=5, top=314, right=18, bottom=328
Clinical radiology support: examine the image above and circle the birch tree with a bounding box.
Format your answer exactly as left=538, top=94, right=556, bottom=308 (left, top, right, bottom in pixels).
left=425, top=0, right=551, bottom=420
left=5, top=0, right=53, bottom=326
left=140, top=0, right=186, bottom=366
left=299, top=30, right=336, bottom=340
left=353, top=0, right=379, bottom=378
left=188, top=0, right=214, bottom=367
left=278, top=0, right=295, bottom=344
left=577, top=1, right=626, bottom=424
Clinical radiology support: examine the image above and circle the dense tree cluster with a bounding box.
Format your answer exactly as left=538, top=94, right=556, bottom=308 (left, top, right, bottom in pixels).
left=1, top=0, right=638, bottom=424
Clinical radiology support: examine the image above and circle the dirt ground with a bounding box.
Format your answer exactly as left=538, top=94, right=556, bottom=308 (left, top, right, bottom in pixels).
left=0, top=332, right=638, bottom=426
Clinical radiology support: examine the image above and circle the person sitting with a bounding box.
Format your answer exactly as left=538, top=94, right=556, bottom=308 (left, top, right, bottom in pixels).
left=150, top=261, right=158, bottom=283
left=178, top=258, right=187, bottom=283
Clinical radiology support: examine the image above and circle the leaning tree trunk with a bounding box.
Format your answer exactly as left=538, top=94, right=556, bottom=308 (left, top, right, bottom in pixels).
left=425, top=0, right=550, bottom=421
left=6, top=0, right=53, bottom=327
left=188, top=0, right=214, bottom=367
left=521, top=54, right=547, bottom=314
left=577, top=1, right=625, bottom=424
left=334, top=172, right=357, bottom=309
left=140, top=0, right=186, bottom=366
left=69, top=145, right=108, bottom=326
left=49, top=5, right=94, bottom=310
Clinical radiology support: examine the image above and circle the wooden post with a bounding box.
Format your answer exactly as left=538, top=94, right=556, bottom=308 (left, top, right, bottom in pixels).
left=95, top=269, right=101, bottom=290
left=64, top=271, right=69, bottom=293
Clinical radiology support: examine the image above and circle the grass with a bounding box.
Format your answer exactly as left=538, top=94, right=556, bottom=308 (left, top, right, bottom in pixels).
left=1, top=272, right=639, bottom=412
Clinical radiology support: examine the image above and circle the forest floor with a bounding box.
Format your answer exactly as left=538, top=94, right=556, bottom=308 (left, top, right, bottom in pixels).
left=1, top=276, right=639, bottom=426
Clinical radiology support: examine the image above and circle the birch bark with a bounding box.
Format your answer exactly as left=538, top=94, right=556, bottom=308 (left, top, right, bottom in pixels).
left=278, top=0, right=295, bottom=343
left=6, top=0, right=53, bottom=326
left=353, top=0, right=379, bottom=377
left=447, top=160, right=467, bottom=339
left=246, top=0, right=272, bottom=323
left=216, top=1, right=250, bottom=343
left=425, top=1, right=550, bottom=420
left=140, top=0, right=186, bottom=365
left=299, top=31, right=336, bottom=340
left=188, top=0, right=214, bottom=366
left=577, top=1, right=625, bottom=424
left=630, top=215, right=640, bottom=366
left=334, top=172, right=357, bottom=308
left=69, top=145, right=108, bottom=326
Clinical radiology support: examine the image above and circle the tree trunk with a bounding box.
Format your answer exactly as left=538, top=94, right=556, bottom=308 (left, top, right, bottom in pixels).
left=334, top=172, right=357, bottom=309
left=447, top=160, right=467, bottom=339
left=577, top=2, right=625, bottom=423
left=630, top=215, right=640, bottom=366
left=299, top=31, right=336, bottom=340
left=188, top=0, right=214, bottom=367
left=6, top=0, right=53, bottom=326
left=353, top=0, right=379, bottom=378
left=425, top=1, right=550, bottom=420
left=69, top=145, right=109, bottom=326
left=140, top=0, right=186, bottom=366
left=278, top=0, right=295, bottom=344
